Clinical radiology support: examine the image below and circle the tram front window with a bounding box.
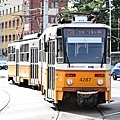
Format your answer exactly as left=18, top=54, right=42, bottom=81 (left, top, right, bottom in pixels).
left=65, top=37, right=104, bottom=63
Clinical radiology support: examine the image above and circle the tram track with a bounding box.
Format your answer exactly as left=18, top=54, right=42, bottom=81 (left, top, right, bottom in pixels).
left=96, top=106, right=120, bottom=120
left=0, top=89, right=10, bottom=112
left=52, top=104, right=60, bottom=120
left=95, top=106, right=108, bottom=120
left=52, top=102, right=110, bottom=120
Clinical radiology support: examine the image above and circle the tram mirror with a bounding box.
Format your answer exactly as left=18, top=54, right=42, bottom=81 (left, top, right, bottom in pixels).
left=44, top=42, right=48, bottom=52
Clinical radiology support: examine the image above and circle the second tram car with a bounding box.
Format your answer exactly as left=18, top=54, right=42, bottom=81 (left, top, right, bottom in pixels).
left=8, top=13, right=111, bottom=107
left=8, top=33, right=40, bottom=89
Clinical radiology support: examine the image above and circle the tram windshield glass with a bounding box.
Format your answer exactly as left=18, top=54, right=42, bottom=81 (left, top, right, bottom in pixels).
left=66, top=37, right=104, bottom=63
left=63, top=28, right=107, bottom=63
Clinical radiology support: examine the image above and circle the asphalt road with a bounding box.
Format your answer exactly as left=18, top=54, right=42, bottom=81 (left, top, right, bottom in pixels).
left=0, top=71, right=120, bottom=120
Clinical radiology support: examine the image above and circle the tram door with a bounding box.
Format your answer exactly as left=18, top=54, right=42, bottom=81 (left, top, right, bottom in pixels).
left=48, top=41, right=55, bottom=99
left=16, top=49, right=19, bottom=82
left=30, top=47, right=38, bottom=86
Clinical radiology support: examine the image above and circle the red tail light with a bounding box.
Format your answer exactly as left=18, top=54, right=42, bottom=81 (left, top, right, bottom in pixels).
left=94, top=74, right=105, bottom=77
left=65, top=74, right=76, bottom=77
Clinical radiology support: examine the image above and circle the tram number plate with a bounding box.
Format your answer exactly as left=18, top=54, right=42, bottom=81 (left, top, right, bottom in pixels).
left=79, top=78, right=91, bottom=82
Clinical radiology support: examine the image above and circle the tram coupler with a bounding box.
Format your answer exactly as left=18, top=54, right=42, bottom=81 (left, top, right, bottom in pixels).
left=76, top=89, right=98, bottom=107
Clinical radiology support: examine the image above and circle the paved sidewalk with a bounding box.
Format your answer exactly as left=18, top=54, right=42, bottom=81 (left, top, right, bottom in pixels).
left=0, top=70, right=8, bottom=78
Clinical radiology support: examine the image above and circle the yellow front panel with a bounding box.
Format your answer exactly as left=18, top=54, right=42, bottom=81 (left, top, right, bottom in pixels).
left=56, top=70, right=110, bottom=88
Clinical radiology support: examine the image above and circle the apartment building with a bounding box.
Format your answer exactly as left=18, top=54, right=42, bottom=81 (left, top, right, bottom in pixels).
left=0, top=0, right=23, bottom=56
left=0, top=0, right=67, bottom=56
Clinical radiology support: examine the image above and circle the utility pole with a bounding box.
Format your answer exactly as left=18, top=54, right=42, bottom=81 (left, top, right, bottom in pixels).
left=41, top=0, right=44, bottom=33
left=43, top=0, right=48, bottom=31
left=118, top=18, right=120, bottom=51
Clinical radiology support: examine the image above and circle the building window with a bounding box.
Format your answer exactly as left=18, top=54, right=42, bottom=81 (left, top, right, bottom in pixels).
left=5, top=22, right=7, bottom=28
left=5, top=35, right=7, bottom=42
left=2, top=22, right=4, bottom=29
left=2, top=10, right=4, bottom=15
left=18, top=5, right=19, bottom=11
left=55, top=2, right=58, bottom=8
left=17, top=19, right=19, bottom=26
left=9, top=21, right=11, bottom=28
left=13, top=20, right=15, bottom=27
left=10, top=8, right=12, bottom=13
left=40, top=2, right=42, bottom=7
left=51, top=2, right=58, bottom=8
left=2, top=36, right=4, bottom=42
left=50, top=16, right=56, bottom=23
left=14, top=7, right=15, bottom=12
left=6, top=9, right=8, bottom=14
left=51, top=2, right=54, bottom=8
left=13, top=34, right=15, bottom=41
left=9, top=35, right=11, bottom=41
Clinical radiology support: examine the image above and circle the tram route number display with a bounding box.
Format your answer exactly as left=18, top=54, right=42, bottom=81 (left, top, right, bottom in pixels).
left=66, top=28, right=105, bottom=35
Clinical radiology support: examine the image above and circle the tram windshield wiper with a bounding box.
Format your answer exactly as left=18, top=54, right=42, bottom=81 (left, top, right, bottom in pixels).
left=100, top=53, right=104, bottom=68
left=65, top=52, right=70, bottom=68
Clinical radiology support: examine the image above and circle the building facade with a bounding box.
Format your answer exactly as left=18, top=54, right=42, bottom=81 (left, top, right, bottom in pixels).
left=0, top=0, right=23, bottom=57
left=0, top=0, right=67, bottom=57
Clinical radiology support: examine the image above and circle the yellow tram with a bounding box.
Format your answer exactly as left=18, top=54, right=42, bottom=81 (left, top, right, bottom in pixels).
left=8, top=33, right=40, bottom=89
left=8, top=12, right=111, bottom=106
left=38, top=13, right=111, bottom=106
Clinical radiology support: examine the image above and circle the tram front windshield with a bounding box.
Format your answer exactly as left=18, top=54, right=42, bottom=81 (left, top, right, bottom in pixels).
left=66, top=37, right=104, bottom=63
left=63, top=28, right=106, bottom=63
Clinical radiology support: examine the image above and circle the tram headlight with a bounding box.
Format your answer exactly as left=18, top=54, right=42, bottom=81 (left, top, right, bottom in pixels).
left=67, top=78, right=73, bottom=85
left=97, top=79, right=104, bottom=85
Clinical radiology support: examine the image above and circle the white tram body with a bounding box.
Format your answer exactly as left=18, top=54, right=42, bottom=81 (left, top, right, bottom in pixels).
left=38, top=21, right=111, bottom=106
left=8, top=33, right=40, bottom=88
left=8, top=14, right=111, bottom=106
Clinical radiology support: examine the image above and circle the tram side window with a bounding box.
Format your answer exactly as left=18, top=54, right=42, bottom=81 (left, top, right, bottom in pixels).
left=8, top=46, right=11, bottom=54
left=57, top=38, right=63, bottom=63
left=8, top=47, right=11, bottom=61
left=40, top=37, right=46, bottom=62
left=20, top=53, right=24, bottom=61
left=52, top=42, right=55, bottom=64
left=20, top=44, right=29, bottom=62
left=8, top=46, right=15, bottom=62
left=106, top=37, right=110, bottom=64
left=24, top=44, right=29, bottom=62
left=43, top=35, right=46, bottom=62
left=12, top=46, right=15, bottom=53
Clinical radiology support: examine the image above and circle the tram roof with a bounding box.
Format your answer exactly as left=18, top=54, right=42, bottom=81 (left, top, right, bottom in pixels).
left=51, top=23, right=109, bottom=29
left=42, top=23, right=109, bottom=36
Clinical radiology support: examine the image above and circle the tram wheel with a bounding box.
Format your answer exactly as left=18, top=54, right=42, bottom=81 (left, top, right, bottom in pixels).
left=32, top=85, right=38, bottom=90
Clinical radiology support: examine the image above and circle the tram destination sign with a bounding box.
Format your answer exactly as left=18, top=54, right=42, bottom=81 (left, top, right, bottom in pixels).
left=64, top=28, right=106, bottom=37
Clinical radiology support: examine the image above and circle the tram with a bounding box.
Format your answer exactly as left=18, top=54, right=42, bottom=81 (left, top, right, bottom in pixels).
left=8, top=33, right=40, bottom=88
left=8, top=12, right=111, bottom=106
left=38, top=13, right=111, bottom=106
